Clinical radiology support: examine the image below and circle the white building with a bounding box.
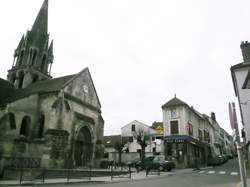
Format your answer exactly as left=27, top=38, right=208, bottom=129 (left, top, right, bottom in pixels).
left=231, top=41, right=250, bottom=143
left=121, top=120, right=163, bottom=155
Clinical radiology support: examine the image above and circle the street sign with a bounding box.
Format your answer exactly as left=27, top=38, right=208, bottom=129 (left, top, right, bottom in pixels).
left=156, top=125, right=163, bottom=133
left=228, top=102, right=235, bottom=130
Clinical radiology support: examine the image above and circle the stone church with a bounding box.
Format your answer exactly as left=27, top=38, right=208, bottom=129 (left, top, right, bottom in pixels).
left=0, top=0, right=104, bottom=173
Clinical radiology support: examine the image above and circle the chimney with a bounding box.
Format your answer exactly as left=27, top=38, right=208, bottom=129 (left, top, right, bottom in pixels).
left=240, top=41, right=250, bottom=63
left=211, top=112, right=216, bottom=121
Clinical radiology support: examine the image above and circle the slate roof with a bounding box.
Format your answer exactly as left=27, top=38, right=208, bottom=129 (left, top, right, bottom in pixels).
left=162, top=97, right=188, bottom=108
left=0, top=74, right=75, bottom=106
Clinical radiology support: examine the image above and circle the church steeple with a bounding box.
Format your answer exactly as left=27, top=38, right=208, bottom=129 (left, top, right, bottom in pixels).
left=7, top=0, right=54, bottom=89
left=31, top=0, right=48, bottom=36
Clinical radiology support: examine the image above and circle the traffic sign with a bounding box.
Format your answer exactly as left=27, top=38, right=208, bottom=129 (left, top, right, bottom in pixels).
left=228, top=102, right=235, bottom=130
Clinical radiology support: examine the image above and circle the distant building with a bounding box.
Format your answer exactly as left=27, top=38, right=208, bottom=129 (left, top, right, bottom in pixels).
left=121, top=120, right=164, bottom=155
left=0, top=0, right=104, bottom=173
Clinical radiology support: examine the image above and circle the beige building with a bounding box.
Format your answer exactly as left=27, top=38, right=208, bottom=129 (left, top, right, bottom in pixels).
left=162, top=96, right=229, bottom=168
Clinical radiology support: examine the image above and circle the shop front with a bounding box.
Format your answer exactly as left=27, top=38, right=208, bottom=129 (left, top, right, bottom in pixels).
left=164, top=135, right=207, bottom=168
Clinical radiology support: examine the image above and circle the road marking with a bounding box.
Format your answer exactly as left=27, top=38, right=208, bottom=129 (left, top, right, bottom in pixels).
left=198, top=171, right=205, bottom=174
left=230, top=172, right=238, bottom=176
left=208, top=171, right=215, bottom=174
left=219, top=171, right=226, bottom=174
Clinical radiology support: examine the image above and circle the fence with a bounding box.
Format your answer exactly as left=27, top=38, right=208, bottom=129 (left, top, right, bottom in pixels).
left=3, top=167, right=92, bottom=185
left=110, top=164, right=132, bottom=180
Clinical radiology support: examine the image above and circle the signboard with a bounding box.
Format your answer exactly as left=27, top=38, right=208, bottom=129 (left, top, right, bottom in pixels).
left=156, top=125, right=163, bottom=133
left=228, top=102, right=235, bottom=130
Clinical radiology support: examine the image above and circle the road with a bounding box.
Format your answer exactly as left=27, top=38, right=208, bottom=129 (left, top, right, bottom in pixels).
left=41, top=158, right=241, bottom=187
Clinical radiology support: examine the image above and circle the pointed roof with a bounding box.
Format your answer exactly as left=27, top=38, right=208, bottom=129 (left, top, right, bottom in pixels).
left=31, top=0, right=48, bottom=35
left=15, top=35, right=24, bottom=54
left=48, top=40, right=53, bottom=56
left=162, top=97, right=188, bottom=108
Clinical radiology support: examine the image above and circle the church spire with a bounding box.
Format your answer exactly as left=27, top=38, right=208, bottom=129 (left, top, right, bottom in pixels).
left=7, top=0, right=53, bottom=89
left=31, top=0, right=48, bottom=35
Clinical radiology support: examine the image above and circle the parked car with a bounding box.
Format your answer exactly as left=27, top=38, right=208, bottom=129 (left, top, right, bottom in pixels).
left=126, top=158, right=141, bottom=167
left=151, top=155, right=175, bottom=171
left=135, top=155, right=175, bottom=172
left=207, top=155, right=220, bottom=166
left=135, top=156, right=155, bottom=171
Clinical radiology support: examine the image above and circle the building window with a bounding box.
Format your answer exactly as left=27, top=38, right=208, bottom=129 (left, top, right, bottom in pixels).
left=170, top=108, right=177, bottom=118
left=189, top=124, right=193, bottom=136
left=9, top=113, right=16, bottom=129
left=198, top=129, right=203, bottom=141
left=204, top=130, right=210, bottom=143
left=131, top=124, right=135, bottom=131
left=18, top=71, right=24, bottom=88
left=38, top=114, right=45, bottom=138
left=20, top=116, right=31, bottom=137
left=170, top=120, right=179, bottom=135
left=129, top=136, right=133, bottom=142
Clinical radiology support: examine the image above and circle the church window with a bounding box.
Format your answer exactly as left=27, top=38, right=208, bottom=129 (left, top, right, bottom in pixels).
left=33, top=75, right=39, bottom=83
left=41, top=54, right=46, bottom=71
left=18, top=50, right=24, bottom=66
left=18, top=71, right=24, bottom=88
left=12, top=74, right=16, bottom=84
left=38, top=114, right=45, bottom=138
left=31, top=49, right=37, bottom=65
left=20, top=116, right=31, bottom=137
left=9, top=113, right=16, bottom=129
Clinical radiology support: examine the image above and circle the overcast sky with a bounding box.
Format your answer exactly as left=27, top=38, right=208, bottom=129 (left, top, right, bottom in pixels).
left=0, top=0, right=249, bottom=136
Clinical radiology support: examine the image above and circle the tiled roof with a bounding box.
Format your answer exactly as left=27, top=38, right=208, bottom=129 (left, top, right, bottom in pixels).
left=0, top=74, right=75, bottom=106
left=162, top=97, right=188, bottom=108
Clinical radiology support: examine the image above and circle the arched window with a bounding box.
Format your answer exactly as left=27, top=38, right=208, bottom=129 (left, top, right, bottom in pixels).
left=32, top=75, right=39, bottom=83
left=20, top=116, right=31, bottom=137
left=18, top=50, right=24, bottom=66
left=41, top=54, right=46, bottom=72
left=9, top=113, right=16, bottom=129
left=18, top=71, right=24, bottom=88
left=12, top=74, right=16, bottom=85
left=38, top=114, right=45, bottom=138
left=32, top=49, right=37, bottom=65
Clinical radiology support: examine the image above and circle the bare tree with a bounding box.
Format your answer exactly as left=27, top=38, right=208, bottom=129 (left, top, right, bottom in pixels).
left=114, top=142, right=125, bottom=165
left=133, top=128, right=150, bottom=162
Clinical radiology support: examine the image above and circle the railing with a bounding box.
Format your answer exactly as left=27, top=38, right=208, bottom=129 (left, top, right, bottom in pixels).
left=145, top=164, right=160, bottom=177
left=3, top=167, right=92, bottom=185
left=110, top=164, right=132, bottom=180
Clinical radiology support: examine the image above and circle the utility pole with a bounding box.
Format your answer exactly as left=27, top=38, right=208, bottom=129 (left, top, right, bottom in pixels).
left=232, top=102, right=247, bottom=187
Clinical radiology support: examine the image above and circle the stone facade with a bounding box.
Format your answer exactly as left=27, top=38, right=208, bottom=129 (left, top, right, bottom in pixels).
left=0, top=0, right=104, bottom=174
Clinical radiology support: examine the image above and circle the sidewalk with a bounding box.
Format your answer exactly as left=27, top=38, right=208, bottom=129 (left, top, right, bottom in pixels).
left=0, top=167, right=217, bottom=186
left=0, top=169, right=175, bottom=186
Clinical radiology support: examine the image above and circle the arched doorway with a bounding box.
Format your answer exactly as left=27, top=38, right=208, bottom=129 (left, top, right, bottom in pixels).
left=74, top=126, right=93, bottom=167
